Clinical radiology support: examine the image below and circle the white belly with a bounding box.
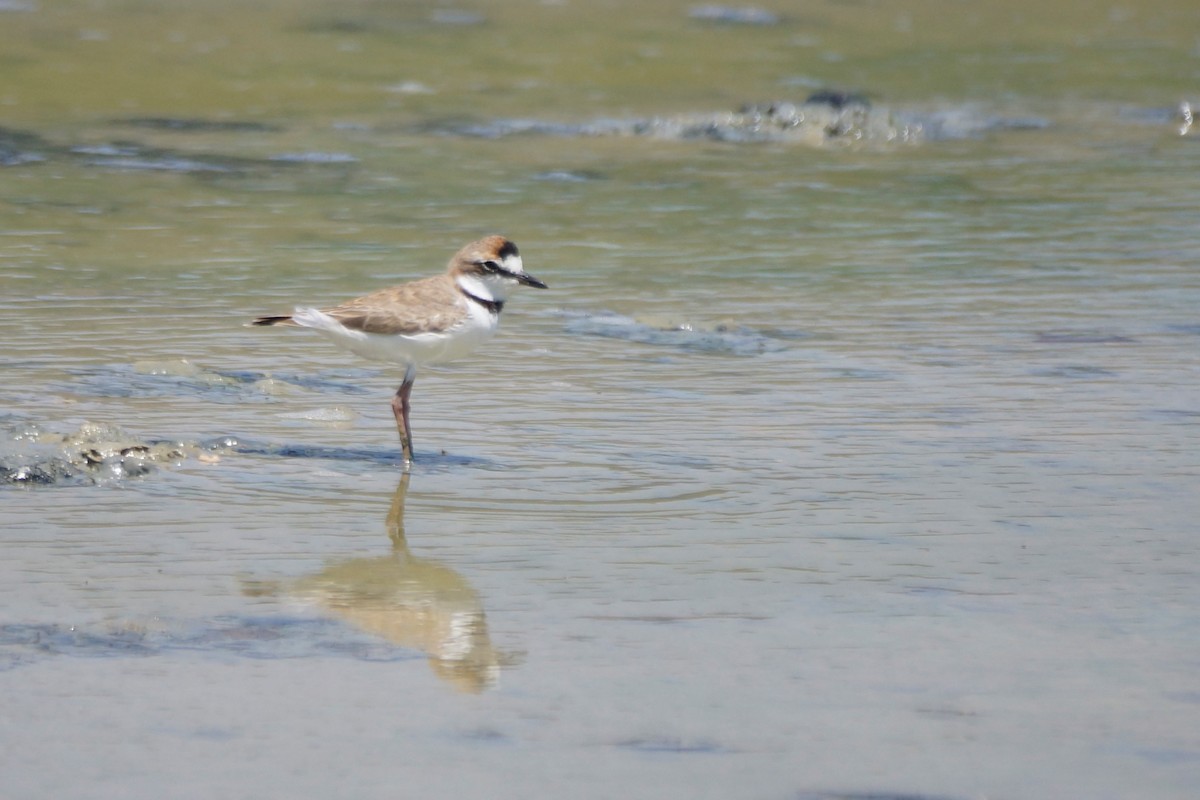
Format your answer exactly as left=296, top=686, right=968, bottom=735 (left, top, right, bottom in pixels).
left=292, top=302, right=499, bottom=368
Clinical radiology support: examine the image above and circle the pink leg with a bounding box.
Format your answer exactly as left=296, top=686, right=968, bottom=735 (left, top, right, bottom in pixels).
left=390, top=367, right=416, bottom=464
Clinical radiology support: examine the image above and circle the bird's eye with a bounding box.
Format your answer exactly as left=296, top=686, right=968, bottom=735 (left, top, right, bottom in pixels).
left=480, top=260, right=502, bottom=273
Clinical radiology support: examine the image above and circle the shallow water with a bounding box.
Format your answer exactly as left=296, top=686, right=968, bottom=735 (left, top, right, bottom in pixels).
left=3, top=1, right=1200, bottom=798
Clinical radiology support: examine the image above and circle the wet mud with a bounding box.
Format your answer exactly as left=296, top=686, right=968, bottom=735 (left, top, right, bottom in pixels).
left=0, top=424, right=485, bottom=487
left=2, top=355, right=496, bottom=486
left=431, top=92, right=913, bottom=144
left=3, top=100, right=1191, bottom=178
left=431, top=92, right=1062, bottom=145
left=0, top=421, right=232, bottom=487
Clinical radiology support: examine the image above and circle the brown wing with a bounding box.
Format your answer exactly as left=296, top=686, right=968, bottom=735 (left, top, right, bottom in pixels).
left=321, top=275, right=467, bottom=335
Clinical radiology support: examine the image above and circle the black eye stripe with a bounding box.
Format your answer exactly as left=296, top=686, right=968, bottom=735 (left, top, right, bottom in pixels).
left=479, top=259, right=503, bottom=273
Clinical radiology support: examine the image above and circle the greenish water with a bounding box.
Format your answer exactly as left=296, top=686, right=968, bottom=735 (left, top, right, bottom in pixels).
left=3, top=2, right=1200, bottom=799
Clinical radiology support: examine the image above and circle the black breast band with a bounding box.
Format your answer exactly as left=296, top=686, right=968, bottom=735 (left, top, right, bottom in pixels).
left=461, top=289, right=504, bottom=315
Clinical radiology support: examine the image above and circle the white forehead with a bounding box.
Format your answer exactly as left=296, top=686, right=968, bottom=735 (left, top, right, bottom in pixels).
left=500, top=252, right=525, bottom=274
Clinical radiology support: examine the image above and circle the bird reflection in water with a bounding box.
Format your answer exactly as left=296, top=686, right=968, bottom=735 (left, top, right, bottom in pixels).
left=258, top=473, right=510, bottom=693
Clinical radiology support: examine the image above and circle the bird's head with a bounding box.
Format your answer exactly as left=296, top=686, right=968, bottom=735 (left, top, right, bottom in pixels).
left=452, top=235, right=547, bottom=302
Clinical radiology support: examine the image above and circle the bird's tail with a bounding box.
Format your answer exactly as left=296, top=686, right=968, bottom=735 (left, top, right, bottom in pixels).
left=248, top=315, right=297, bottom=327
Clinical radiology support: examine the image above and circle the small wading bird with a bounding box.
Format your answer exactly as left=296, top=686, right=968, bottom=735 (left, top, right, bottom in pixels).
left=250, top=236, right=547, bottom=464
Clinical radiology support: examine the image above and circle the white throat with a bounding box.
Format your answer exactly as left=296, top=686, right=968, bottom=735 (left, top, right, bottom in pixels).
left=457, top=272, right=510, bottom=303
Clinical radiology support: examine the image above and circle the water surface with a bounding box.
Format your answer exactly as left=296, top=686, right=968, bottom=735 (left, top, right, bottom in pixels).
left=2, top=1, right=1199, bottom=799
